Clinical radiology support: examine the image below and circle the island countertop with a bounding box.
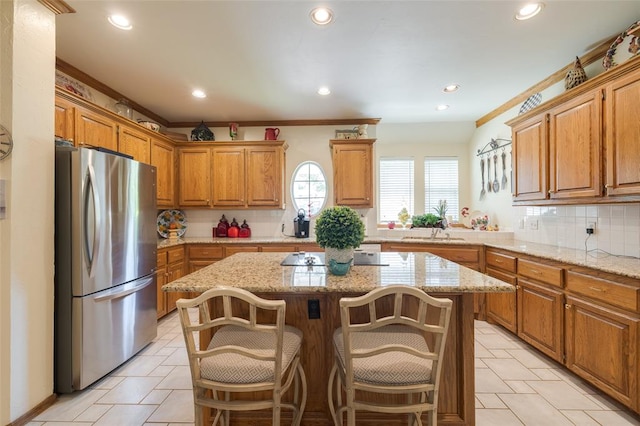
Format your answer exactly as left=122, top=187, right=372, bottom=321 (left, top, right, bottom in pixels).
left=162, top=251, right=514, bottom=294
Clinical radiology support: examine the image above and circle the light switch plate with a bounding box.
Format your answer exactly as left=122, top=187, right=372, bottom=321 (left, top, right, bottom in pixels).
left=529, top=219, right=538, bottom=230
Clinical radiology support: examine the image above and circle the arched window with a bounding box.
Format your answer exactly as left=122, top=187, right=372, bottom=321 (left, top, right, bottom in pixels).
left=291, top=161, right=327, bottom=217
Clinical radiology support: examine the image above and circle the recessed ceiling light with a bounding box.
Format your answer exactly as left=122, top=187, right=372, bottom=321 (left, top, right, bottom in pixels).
left=515, top=3, right=544, bottom=20
left=317, top=87, right=331, bottom=96
left=310, top=7, right=334, bottom=25
left=435, top=104, right=450, bottom=111
left=443, top=84, right=460, bottom=93
left=192, top=89, right=206, bottom=98
left=108, top=14, right=132, bottom=30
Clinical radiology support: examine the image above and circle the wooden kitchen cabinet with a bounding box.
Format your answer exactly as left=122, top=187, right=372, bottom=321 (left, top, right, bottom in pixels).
left=156, top=250, right=169, bottom=319
left=178, top=147, right=211, bottom=207
left=187, top=245, right=224, bottom=273
left=151, top=138, right=175, bottom=208
left=605, top=70, right=640, bottom=196
left=548, top=90, right=602, bottom=200
left=165, top=246, right=186, bottom=313
left=330, top=139, right=375, bottom=208
left=211, top=147, right=245, bottom=207
left=55, top=96, right=75, bottom=142
left=511, top=112, right=548, bottom=202
left=118, top=124, right=151, bottom=163
left=485, top=249, right=517, bottom=333
left=75, top=106, right=118, bottom=151
left=516, top=258, right=564, bottom=363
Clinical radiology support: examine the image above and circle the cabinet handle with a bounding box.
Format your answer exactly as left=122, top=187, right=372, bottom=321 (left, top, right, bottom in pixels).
left=604, top=184, right=611, bottom=189
left=494, top=259, right=502, bottom=263
left=548, top=190, right=556, bottom=194
left=515, top=285, right=521, bottom=290
left=565, top=303, right=572, bottom=309
left=589, top=286, right=604, bottom=292
left=529, top=269, right=540, bottom=275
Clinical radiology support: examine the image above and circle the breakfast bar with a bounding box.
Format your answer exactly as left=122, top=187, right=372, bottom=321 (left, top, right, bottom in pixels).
left=164, top=251, right=514, bottom=425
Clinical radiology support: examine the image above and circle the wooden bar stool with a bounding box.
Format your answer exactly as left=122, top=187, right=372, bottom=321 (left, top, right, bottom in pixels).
left=328, top=285, right=452, bottom=426
left=176, top=287, right=307, bottom=425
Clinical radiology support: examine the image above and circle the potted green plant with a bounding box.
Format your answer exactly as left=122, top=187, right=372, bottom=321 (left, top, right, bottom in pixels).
left=315, top=206, right=365, bottom=274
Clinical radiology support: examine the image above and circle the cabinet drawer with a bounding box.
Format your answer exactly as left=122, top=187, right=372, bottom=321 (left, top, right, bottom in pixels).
left=225, top=245, right=259, bottom=257
left=167, top=246, right=185, bottom=264
left=518, top=259, right=563, bottom=288
left=486, top=250, right=517, bottom=273
left=566, top=271, right=639, bottom=312
left=157, top=251, right=167, bottom=267
left=424, top=247, right=479, bottom=263
left=188, top=245, right=224, bottom=260
left=486, top=267, right=517, bottom=285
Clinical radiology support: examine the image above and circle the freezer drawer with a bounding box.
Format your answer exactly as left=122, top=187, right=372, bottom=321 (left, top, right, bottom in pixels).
left=55, top=274, right=157, bottom=393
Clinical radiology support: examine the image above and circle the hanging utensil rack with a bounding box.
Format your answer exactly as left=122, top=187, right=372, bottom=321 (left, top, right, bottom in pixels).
left=476, top=138, right=512, bottom=157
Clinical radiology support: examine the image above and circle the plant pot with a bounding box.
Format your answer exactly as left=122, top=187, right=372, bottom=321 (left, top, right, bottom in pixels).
left=325, top=247, right=354, bottom=275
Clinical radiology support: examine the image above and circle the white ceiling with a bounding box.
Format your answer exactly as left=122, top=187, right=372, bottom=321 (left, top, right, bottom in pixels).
left=55, top=1, right=640, bottom=125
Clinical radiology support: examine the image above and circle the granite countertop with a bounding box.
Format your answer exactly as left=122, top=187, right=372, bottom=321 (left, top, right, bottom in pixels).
left=162, top=251, right=514, bottom=294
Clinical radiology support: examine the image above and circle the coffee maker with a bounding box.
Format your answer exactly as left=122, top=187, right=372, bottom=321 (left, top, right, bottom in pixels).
left=293, top=209, right=310, bottom=238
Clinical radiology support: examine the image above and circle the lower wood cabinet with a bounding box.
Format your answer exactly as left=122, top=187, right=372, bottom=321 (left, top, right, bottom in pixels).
left=157, top=246, right=186, bottom=317
left=485, top=267, right=517, bottom=333
left=565, top=295, right=639, bottom=411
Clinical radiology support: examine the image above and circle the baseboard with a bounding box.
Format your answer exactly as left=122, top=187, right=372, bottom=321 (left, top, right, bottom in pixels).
left=5, top=394, right=57, bottom=426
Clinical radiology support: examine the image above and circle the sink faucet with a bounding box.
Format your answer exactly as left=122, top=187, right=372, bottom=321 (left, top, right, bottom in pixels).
left=430, top=227, right=442, bottom=240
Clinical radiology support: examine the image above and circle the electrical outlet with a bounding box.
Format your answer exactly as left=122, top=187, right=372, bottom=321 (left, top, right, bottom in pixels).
left=307, top=299, right=320, bottom=319
left=529, top=219, right=538, bottom=230
left=586, top=222, right=596, bottom=234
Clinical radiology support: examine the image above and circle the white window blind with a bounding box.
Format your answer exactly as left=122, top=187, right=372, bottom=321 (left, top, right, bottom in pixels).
left=379, top=158, right=414, bottom=223
left=424, top=158, right=459, bottom=221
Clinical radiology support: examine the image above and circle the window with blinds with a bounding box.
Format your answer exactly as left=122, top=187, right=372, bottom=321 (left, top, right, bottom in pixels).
left=379, top=158, right=414, bottom=223
left=424, top=158, right=459, bottom=221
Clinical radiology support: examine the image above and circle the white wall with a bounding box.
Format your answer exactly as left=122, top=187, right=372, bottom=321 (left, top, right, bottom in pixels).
left=0, top=1, right=56, bottom=423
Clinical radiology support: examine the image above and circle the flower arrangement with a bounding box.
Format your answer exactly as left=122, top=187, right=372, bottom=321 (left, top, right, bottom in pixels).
left=471, top=215, right=490, bottom=231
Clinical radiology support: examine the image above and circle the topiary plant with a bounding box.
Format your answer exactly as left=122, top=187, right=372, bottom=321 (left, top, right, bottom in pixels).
left=315, top=206, right=365, bottom=250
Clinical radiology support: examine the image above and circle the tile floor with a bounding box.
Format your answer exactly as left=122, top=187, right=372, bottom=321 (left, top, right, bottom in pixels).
left=28, top=314, right=640, bottom=425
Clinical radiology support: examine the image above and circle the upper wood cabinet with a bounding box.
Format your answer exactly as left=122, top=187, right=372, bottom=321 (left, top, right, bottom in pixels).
left=511, top=112, right=548, bottom=202
left=507, top=55, right=640, bottom=205
left=151, top=138, right=175, bottom=208
left=605, top=70, right=640, bottom=196
left=330, top=139, right=375, bottom=208
left=75, top=106, right=118, bottom=151
left=178, top=147, right=212, bottom=207
left=548, top=90, right=602, bottom=200
left=178, top=141, right=286, bottom=209
left=55, top=96, right=75, bottom=142
left=118, top=125, right=151, bottom=163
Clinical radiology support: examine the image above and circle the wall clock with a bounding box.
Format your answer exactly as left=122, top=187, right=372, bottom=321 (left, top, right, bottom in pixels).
left=0, top=124, right=13, bottom=160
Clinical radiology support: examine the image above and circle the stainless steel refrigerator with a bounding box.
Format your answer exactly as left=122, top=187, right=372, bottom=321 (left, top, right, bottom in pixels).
left=54, top=146, right=157, bottom=393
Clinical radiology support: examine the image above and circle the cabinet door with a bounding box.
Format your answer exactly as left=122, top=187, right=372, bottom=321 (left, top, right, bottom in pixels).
left=55, top=97, right=75, bottom=142
left=565, top=296, right=638, bottom=409
left=517, top=278, right=564, bottom=362
left=178, top=148, right=211, bottom=207
left=512, top=112, right=548, bottom=201
left=119, top=125, right=151, bottom=163
left=211, top=147, right=246, bottom=207
left=165, top=261, right=185, bottom=313
left=246, top=146, right=283, bottom=207
left=486, top=267, right=517, bottom=333
left=156, top=265, right=168, bottom=319
left=605, top=71, right=640, bottom=196
left=75, top=107, right=118, bottom=151
left=332, top=141, right=373, bottom=207
left=549, top=90, right=602, bottom=199
left=151, top=138, right=175, bottom=208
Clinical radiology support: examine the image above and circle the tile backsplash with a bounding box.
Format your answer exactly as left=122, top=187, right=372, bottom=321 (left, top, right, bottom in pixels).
left=513, top=204, right=640, bottom=258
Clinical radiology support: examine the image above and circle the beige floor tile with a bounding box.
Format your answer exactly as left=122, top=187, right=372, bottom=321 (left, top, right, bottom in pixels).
left=25, top=423, right=44, bottom=425
left=112, top=355, right=167, bottom=377
left=162, top=347, right=189, bottom=366
left=483, top=358, right=540, bottom=381
left=476, top=408, right=524, bottom=425
left=475, top=368, right=513, bottom=393
left=475, top=332, right=522, bottom=350
left=475, top=342, right=495, bottom=358
left=90, top=375, right=125, bottom=390
left=585, top=409, right=640, bottom=425
left=476, top=393, right=507, bottom=409
left=146, top=390, right=194, bottom=424
left=585, top=392, right=631, bottom=411
left=98, top=376, right=163, bottom=404
left=164, top=333, right=185, bottom=348
left=475, top=358, right=489, bottom=368
left=504, top=380, right=536, bottom=394
left=506, top=348, right=560, bottom=369
left=74, top=403, right=111, bottom=422
left=490, top=349, right=514, bottom=358
left=559, top=410, right=601, bottom=425
left=41, top=422, right=93, bottom=426
left=475, top=396, right=485, bottom=409
left=155, top=366, right=192, bottom=390
left=93, top=404, right=157, bottom=426
left=531, top=368, right=561, bottom=381
left=141, top=389, right=172, bottom=405
left=526, top=381, right=601, bottom=410
left=498, top=394, right=574, bottom=425
left=33, top=389, right=108, bottom=422
left=148, top=365, right=176, bottom=377
left=168, top=423, right=194, bottom=426
left=143, top=424, right=168, bottom=426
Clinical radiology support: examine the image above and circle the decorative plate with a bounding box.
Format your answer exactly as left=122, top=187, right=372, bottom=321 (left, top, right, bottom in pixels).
left=55, top=71, right=94, bottom=101
left=603, top=20, right=640, bottom=70
left=157, top=209, right=187, bottom=238
left=519, top=93, right=542, bottom=115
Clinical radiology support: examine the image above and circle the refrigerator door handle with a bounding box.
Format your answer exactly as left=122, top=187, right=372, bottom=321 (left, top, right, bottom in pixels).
left=83, top=164, right=101, bottom=277
left=93, top=274, right=156, bottom=303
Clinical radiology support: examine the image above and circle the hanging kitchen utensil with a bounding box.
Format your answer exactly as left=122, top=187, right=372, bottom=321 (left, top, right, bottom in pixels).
left=492, top=153, right=500, bottom=192
left=480, top=157, right=486, bottom=200
left=501, top=150, right=508, bottom=190
left=487, top=155, right=492, bottom=193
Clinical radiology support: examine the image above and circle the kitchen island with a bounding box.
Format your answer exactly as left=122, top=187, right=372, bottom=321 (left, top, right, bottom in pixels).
left=164, top=251, right=513, bottom=426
